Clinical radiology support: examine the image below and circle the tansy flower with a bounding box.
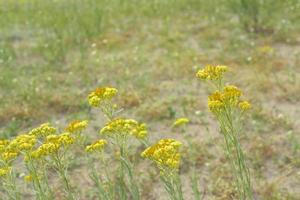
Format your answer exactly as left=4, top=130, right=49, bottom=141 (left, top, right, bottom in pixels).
left=196, top=65, right=228, bottom=80
left=31, top=133, right=74, bottom=159
left=88, top=87, right=118, bottom=107
left=8, top=134, right=37, bottom=152
left=0, top=167, right=11, bottom=177
left=208, top=85, right=244, bottom=113
left=223, top=85, right=242, bottom=102
left=1, top=151, right=18, bottom=162
left=29, top=123, right=56, bottom=138
left=65, top=120, right=88, bottom=133
left=141, top=139, right=181, bottom=170
left=100, top=118, right=148, bottom=139
left=85, top=139, right=107, bottom=153
left=239, top=101, right=251, bottom=111
left=208, top=100, right=225, bottom=113
left=0, top=139, right=9, bottom=152
left=24, top=175, right=33, bottom=182
left=173, top=118, right=189, bottom=127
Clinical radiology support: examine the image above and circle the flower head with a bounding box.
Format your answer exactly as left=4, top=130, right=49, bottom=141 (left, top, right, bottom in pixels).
left=24, top=175, right=33, bottom=182
left=239, top=101, right=251, bottom=111
left=85, top=139, right=107, bottom=153
left=196, top=65, right=228, bottom=80
left=173, top=118, right=189, bottom=127
left=0, top=139, right=9, bottom=153
left=100, top=118, right=148, bottom=139
left=141, top=139, right=181, bottom=170
left=0, top=167, right=11, bottom=177
left=88, top=87, right=118, bottom=107
left=1, top=151, right=18, bottom=162
left=8, top=134, right=37, bottom=152
left=65, top=120, right=88, bottom=133
left=29, top=123, right=56, bottom=138
left=31, top=133, right=74, bottom=159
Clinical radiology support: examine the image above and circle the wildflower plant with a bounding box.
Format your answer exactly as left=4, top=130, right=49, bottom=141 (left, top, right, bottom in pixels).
left=30, top=131, right=76, bottom=200
left=196, top=65, right=252, bottom=199
left=0, top=139, right=20, bottom=200
left=87, top=86, right=146, bottom=200
left=142, top=138, right=184, bottom=200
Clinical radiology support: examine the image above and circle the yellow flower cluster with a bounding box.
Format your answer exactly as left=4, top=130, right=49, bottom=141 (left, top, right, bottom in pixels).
left=31, top=133, right=74, bottom=159
left=1, top=151, right=18, bottom=162
left=141, top=139, right=181, bottom=170
left=29, top=123, right=56, bottom=138
left=173, top=118, right=189, bottom=127
left=238, top=101, right=251, bottom=111
left=0, top=167, right=11, bottom=177
left=65, top=120, right=88, bottom=133
left=88, top=87, right=118, bottom=107
left=24, top=175, right=33, bottom=182
left=85, top=139, right=107, bottom=153
left=1, top=139, right=19, bottom=162
left=208, top=85, right=250, bottom=113
left=0, top=139, right=9, bottom=152
left=8, top=134, right=37, bottom=152
left=196, top=65, right=228, bottom=80
left=100, top=118, right=148, bottom=139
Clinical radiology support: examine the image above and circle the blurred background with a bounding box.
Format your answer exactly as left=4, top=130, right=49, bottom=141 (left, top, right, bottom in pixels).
left=0, top=0, right=300, bottom=199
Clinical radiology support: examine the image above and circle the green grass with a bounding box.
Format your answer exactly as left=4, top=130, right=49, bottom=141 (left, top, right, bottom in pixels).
left=0, top=0, right=300, bottom=199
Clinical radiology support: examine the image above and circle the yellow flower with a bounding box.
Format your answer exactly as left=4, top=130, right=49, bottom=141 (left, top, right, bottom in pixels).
left=173, top=118, right=189, bottom=127
left=0, top=139, right=9, bottom=153
left=258, top=45, right=274, bottom=54
left=8, top=134, right=37, bottom=152
left=88, top=87, right=118, bottom=107
left=196, top=65, right=228, bottom=80
left=100, top=118, right=148, bottom=139
left=223, top=85, right=242, bottom=99
left=31, top=133, right=74, bottom=159
left=85, top=139, right=107, bottom=153
left=24, top=175, right=33, bottom=182
left=239, top=101, right=251, bottom=111
left=141, top=139, right=181, bottom=170
left=65, top=120, right=88, bottom=133
left=1, top=151, right=18, bottom=162
left=0, top=167, right=11, bottom=177
left=208, top=100, right=225, bottom=113
left=208, top=85, right=244, bottom=113
left=29, top=123, right=56, bottom=138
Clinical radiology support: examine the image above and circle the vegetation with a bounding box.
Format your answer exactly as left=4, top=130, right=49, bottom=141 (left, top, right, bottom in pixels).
left=0, top=0, right=300, bottom=199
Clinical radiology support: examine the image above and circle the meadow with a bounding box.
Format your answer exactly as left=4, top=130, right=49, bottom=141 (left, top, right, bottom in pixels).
left=0, top=0, right=300, bottom=199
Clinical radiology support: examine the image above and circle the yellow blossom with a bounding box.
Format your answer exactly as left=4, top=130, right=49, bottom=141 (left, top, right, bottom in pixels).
left=8, top=134, right=37, bottom=152
left=29, top=123, right=56, bottom=138
left=31, top=133, right=74, bottom=159
left=223, top=85, right=242, bottom=100
left=65, top=120, right=88, bottom=133
left=85, top=139, right=107, bottom=153
left=208, top=100, right=225, bottom=113
left=88, top=87, right=118, bottom=107
left=0, top=167, right=11, bottom=177
left=141, top=139, right=181, bottom=170
left=1, top=151, right=18, bottom=162
left=239, top=101, right=251, bottom=111
left=24, top=175, right=33, bottom=182
left=208, top=85, right=244, bottom=113
left=196, top=65, right=228, bottom=80
left=0, top=139, right=9, bottom=152
left=100, top=118, right=148, bottom=139
left=258, top=45, right=274, bottom=54
left=173, top=118, right=189, bottom=127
